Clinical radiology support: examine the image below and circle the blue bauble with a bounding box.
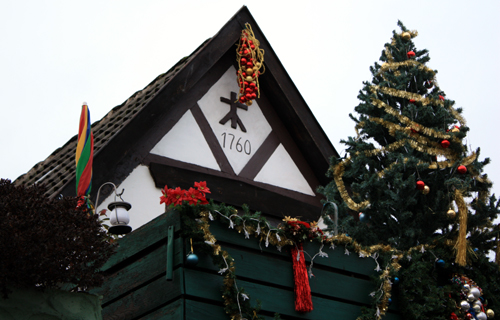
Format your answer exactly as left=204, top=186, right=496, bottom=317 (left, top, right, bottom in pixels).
left=359, top=213, right=368, bottom=222
left=436, top=259, right=445, bottom=267
left=393, top=277, right=400, bottom=284
left=186, top=253, right=199, bottom=267
left=388, top=298, right=392, bottom=305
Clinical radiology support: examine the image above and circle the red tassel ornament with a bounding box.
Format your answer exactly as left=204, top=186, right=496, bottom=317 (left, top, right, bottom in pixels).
left=291, top=243, right=313, bottom=313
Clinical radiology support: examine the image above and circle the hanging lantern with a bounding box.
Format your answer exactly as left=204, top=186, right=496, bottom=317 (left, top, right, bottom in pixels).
left=108, top=201, right=132, bottom=235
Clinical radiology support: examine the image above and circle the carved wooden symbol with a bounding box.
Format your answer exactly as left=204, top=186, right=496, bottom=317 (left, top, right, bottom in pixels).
left=219, top=91, right=248, bottom=132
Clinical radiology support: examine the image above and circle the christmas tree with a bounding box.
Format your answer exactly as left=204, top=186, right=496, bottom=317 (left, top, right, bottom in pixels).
left=320, top=21, right=500, bottom=320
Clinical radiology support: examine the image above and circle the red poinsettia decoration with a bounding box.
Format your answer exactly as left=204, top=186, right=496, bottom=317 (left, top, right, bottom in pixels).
left=282, top=216, right=324, bottom=242
left=160, top=181, right=210, bottom=207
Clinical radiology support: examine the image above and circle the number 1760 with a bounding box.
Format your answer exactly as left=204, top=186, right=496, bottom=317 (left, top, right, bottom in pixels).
left=221, top=133, right=251, bottom=155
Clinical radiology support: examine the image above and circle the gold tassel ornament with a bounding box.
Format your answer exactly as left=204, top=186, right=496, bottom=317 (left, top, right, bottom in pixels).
left=454, top=189, right=469, bottom=266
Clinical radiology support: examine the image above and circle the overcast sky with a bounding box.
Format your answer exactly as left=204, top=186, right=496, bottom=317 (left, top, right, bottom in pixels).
left=1, top=1, right=499, bottom=201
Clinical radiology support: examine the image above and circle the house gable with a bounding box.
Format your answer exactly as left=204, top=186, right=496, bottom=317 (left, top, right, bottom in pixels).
left=17, top=6, right=338, bottom=229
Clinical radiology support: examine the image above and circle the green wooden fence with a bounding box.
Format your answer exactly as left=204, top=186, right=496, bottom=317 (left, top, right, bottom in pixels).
left=92, top=211, right=401, bottom=320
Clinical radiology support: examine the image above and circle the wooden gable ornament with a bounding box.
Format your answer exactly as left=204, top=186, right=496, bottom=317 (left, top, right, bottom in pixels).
left=18, top=6, right=338, bottom=230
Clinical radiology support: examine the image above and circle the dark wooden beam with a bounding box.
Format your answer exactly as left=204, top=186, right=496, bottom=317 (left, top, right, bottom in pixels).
left=149, top=161, right=322, bottom=221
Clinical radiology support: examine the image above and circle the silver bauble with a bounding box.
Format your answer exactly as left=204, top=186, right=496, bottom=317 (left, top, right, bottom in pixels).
left=463, top=284, right=470, bottom=292
left=470, top=287, right=481, bottom=299
left=476, top=312, right=487, bottom=320
left=473, top=305, right=482, bottom=313
left=467, top=293, right=476, bottom=302
left=473, top=300, right=482, bottom=308
left=461, top=300, right=471, bottom=310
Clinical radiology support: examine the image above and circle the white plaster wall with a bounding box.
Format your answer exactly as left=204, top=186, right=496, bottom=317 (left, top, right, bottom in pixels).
left=150, top=110, right=220, bottom=171
left=254, top=144, right=315, bottom=196
left=198, top=66, right=272, bottom=175
left=96, top=165, right=165, bottom=232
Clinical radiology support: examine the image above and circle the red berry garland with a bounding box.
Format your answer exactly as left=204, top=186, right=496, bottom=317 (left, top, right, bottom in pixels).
left=407, top=51, right=416, bottom=58
left=236, top=23, right=265, bottom=106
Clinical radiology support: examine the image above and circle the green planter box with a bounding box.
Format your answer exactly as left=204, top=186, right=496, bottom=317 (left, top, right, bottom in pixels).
left=0, top=287, right=102, bottom=320
left=92, top=211, right=401, bottom=320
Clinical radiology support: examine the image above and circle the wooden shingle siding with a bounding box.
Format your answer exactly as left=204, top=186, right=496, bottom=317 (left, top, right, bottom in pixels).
left=92, top=211, right=401, bottom=320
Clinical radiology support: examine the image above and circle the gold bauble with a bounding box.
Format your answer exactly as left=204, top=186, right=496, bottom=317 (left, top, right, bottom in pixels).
left=447, top=209, right=456, bottom=219
left=246, top=68, right=253, bottom=75
left=486, top=309, right=495, bottom=318
left=422, top=185, right=430, bottom=194
left=402, top=32, right=411, bottom=41
left=245, top=76, right=253, bottom=82
left=245, top=100, right=253, bottom=106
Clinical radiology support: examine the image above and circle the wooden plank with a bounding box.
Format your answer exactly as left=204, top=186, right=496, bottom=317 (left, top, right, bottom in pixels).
left=195, top=245, right=373, bottom=305
left=138, top=298, right=183, bottom=320
left=92, top=238, right=184, bottom=304
left=102, top=268, right=183, bottom=320
left=184, top=268, right=366, bottom=320
left=185, top=299, right=275, bottom=320
left=207, top=219, right=376, bottom=277
left=101, top=211, right=180, bottom=271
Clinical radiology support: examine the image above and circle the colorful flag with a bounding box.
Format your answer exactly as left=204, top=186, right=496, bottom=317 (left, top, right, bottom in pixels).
left=76, top=102, right=94, bottom=197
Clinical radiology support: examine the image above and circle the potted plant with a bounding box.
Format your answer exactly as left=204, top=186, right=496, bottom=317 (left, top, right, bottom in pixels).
left=0, top=179, right=115, bottom=320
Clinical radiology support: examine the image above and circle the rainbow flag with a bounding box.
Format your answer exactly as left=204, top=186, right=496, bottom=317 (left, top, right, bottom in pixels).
left=75, top=102, right=94, bottom=197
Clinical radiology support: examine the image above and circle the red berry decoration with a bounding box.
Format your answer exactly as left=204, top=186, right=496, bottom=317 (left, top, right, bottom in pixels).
left=416, top=181, right=425, bottom=190
left=407, top=51, right=416, bottom=58
left=439, top=95, right=445, bottom=101
left=457, top=165, right=467, bottom=174
left=440, top=140, right=450, bottom=148
left=409, top=99, right=416, bottom=103
left=425, top=80, right=433, bottom=88
left=236, top=23, right=265, bottom=106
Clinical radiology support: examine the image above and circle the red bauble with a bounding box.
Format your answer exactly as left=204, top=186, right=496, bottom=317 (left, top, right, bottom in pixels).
left=457, top=165, right=467, bottom=174
left=241, top=58, right=247, bottom=64
left=239, top=96, right=246, bottom=103
left=440, top=140, right=450, bottom=148
left=439, top=95, right=445, bottom=101
left=246, top=62, right=253, bottom=68
left=245, top=93, right=252, bottom=99
left=251, top=93, right=257, bottom=99
left=416, top=181, right=425, bottom=190
left=249, top=82, right=256, bottom=87
left=250, top=45, right=255, bottom=50
left=242, top=44, right=247, bottom=49
left=407, top=51, right=416, bottom=58
left=245, top=87, right=252, bottom=93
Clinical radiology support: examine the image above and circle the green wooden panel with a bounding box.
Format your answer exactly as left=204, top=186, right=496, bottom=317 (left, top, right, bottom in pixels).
left=92, top=238, right=184, bottom=304
left=102, top=268, right=183, bottom=320
left=184, top=299, right=275, bottom=320
left=184, top=268, right=370, bottom=320
left=137, top=298, right=183, bottom=320
left=208, top=218, right=376, bottom=276
left=194, top=246, right=373, bottom=305
left=102, top=211, right=180, bottom=271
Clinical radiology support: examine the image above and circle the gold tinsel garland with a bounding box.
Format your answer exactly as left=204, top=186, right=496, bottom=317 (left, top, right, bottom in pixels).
left=378, top=60, right=436, bottom=81
left=371, top=85, right=444, bottom=107
left=369, top=98, right=460, bottom=140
